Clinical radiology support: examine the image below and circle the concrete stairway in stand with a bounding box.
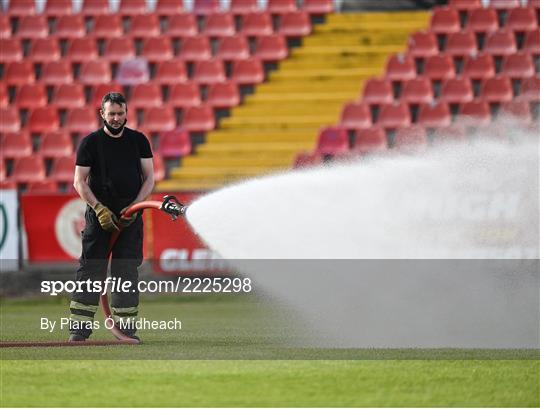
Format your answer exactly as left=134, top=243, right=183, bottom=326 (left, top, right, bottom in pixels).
left=157, top=10, right=429, bottom=192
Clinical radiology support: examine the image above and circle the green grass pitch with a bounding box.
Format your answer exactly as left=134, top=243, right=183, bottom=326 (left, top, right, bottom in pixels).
left=1, top=296, right=538, bottom=407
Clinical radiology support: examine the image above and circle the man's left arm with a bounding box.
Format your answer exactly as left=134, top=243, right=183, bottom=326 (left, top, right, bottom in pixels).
left=120, top=158, right=155, bottom=222
left=132, top=158, right=155, bottom=204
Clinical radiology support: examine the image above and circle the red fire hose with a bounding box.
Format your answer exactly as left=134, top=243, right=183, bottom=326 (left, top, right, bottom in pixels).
left=100, top=195, right=187, bottom=344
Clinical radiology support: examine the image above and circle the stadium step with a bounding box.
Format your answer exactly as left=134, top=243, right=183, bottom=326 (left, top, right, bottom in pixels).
left=196, top=142, right=312, bottom=154
left=182, top=155, right=296, bottom=168
left=159, top=9, right=429, bottom=192
left=220, top=115, right=338, bottom=127
left=205, top=133, right=317, bottom=144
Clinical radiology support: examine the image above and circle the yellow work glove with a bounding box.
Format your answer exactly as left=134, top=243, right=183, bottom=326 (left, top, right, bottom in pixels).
left=92, top=202, right=120, bottom=232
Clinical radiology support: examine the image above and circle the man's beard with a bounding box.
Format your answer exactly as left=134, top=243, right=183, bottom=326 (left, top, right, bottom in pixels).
left=104, top=118, right=127, bottom=135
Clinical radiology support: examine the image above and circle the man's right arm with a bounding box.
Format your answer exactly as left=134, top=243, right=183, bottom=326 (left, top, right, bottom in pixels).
left=73, top=165, right=99, bottom=208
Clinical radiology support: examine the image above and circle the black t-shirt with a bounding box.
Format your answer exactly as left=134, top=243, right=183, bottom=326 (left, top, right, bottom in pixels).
left=76, top=127, right=153, bottom=211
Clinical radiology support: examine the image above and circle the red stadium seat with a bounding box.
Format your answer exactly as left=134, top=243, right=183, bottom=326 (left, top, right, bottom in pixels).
left=230, top=0, right=259, bottom=15
left=519, top=76, right=540, bottom=102
left=28, top=107, right=60, bottom=133
left=78, top=61, right=111, bottom=85
left=467, top=8, right=499, bottom=33
left=158, top=129, right=192, bottom=158
left=154, top=60, right=188, bottom=85
left=155, top=0, right=184, bottom=16
left=92, top=15, right=123, bottom=39
left=81, top=0, right=110, bottom=16
left=377, top=103, right=411, bottom=129
left=129, top=15, right=161, bottom=38
left=207, top=82, right=241, bottom=109
left=181, top=105, right=215, bottom=132
left=506, top=7, right=538, bottom=32
left=216, top=35, right=250, bottom=60
left=0, top=132, right=33, bottom=158
left=315, top=126, right=349, bottom=155
left=430, top=7, right=461, bottom=35
left=231, top=58, right=265, bottom=85
left=0, top=15, right=11, bottom=39
left=65, top=108, right=98, bottom=134
left=49, top=155, right=75, bottom=183
left=29, top=38, right=61, bottom=63
left=15, top=84, right=47, bottom=109
left=203, top=13, right=236, bottom=37
left=407, top=31, right=439, bottom=58
left=483, top=30, right=517, bottom=56
left=522, top=30, right=540, bottom=55
left=193, top=0, right=221, bottom=16
left=268, top=0, right=298, bottom=14
left=293, top=151, right=322, bottom=168
left=118, top=0, right=148, bottom=16
left=385, top=54, right=416, bottom=81
left=192, top=60, right=227, bottom=85
left=167, top=14, right=198, bottom=38
left=481, top=76, right=513, bottom=103
left=489, top=0, right=520, bottom=10
left=7, top=0, right=37, bottom=17
left=15, top=16, right=48, bottom=39
left=53, top=15, right=86, bottom=39
left=528, top=0, right=540, bottom=9
left=180, top=36, right=212, bottom=62
left=0, top=84, right=7, bottom=108
left=168, top=83, right=202, bottom=108
left=423, top=55, right=455, bottom=81
left=352, top=127, right=387, bottom=154
left=242, top=12, right=274, bottom=37
left=26, top=180, right=60, bottom=193
left=255, top=34, right=288, bottom=62
left=0, top=39, right=23, bottom=63
left=0, top=179, right=17, bottom=188
left=44, top=0, right=73, bottom=17
left=303, top=0, right=334, bottom=16
left=458, top=100, right=491, bottom=126
left=142, top=107, right=176, bottom=133
left=445, top=31, right=477, bottom=57
left=394, top=125, right=428, bottom=151
left=40, top=131, right=73, bottom=158
left=462, top=53, right=495, bottom=79
left=400, top=77, right=434, bottom=105
left=432, top=124, right=467, bottom=142
left=115, top=58, right=150, bottom=86
left=65, top=38, right=99, bottom=63
left=417, top=102, right=452, bottom=128
left=501, top=53, right=535, bottom=79
left=103, top=38, right=136, bottom=62
left=4, top=61, right=35, bottom=86
left=361, top=78, right=394, bottom=105
left=141, top=38, right=174, bottom=62
left=10, top=156, right=46, bottom=184
left=499, top=100, right=532, bottom=123
left=130, top=84, right=163, bottom=108
left=0, top=108, right=21, bottom=132
left=439, top=78, right=474, bottom=104
left=279, top=11, right=312, bottom=37
left=448, top=0, right=482, bottom=11
left=340, top=102, right=371, bottom=129
left=91, top=83, right=124, bottom=108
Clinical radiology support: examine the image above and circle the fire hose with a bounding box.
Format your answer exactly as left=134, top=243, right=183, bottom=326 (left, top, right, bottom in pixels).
left=101, top=195, right=187, bottom=344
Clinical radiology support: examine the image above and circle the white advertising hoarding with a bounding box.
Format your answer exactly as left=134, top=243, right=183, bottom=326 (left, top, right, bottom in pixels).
left=0, top=189, right=19, bottom=271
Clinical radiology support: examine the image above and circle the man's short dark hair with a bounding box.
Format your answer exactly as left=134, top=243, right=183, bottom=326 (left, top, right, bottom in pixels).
left=101, top=92, right=127, bottom=111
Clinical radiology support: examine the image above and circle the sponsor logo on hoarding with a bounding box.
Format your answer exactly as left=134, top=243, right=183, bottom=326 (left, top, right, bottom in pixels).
left=0, top=203, right=7, bottom=253
left=55, top=198, right=86, bottom=258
